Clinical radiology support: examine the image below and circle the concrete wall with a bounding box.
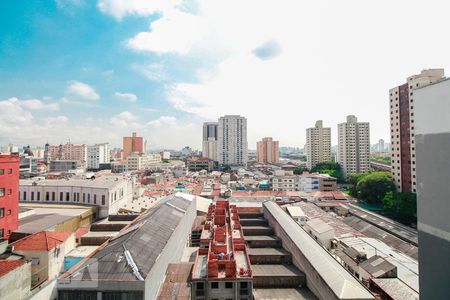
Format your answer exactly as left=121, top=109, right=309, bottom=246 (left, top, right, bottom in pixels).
left=143, top=198, right=197, bottom=300
left=28, top=279, right=58, bottom=300
left=0, top=262, right=31, bottom=300
left=414, top=78, right=450, bottom=300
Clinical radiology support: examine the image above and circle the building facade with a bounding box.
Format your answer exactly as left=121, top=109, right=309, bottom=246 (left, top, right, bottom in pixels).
left=414, top=77, right=450, bottom=299
left=272, top=170, right=297, bottom=192
left=127, top=152, right=162, bottom=171
left=256, top=137, right=279, bottom=164
left=202, top=122, right=218, bottom=161
left=0, top=154, right=19, bottom=240
left=87, top=143, right=110, bottom=170
left=306, top=120, right=331, bottom=169
left=298, top=173, right=337, bottom=192
left=49, top=160, right=83, bottom=173
left=123, top=132, right=145, bottom=160
left=187, top=157, right=215, bottom=172
left=389, top=69, right=445, bottom=192
left=217, top=115, right=248, bottom=166
left=337, top=115, right=370, bottom=176
left=19, top=177, right=132, bottom=218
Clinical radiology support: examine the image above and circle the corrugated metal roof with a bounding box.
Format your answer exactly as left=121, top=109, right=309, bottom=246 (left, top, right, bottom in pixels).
left=286, top=205, right=305, bottom=218
left=64, top=193, right=194, bottom=282
left=264, top=201, right=375, bottom=300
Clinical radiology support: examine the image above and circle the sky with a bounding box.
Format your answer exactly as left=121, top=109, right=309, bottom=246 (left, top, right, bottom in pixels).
left=1, top=0, right=450, bottom=150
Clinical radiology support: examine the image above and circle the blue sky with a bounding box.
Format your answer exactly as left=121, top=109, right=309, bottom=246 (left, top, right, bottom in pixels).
left=1, top=0, right=450, bottom=150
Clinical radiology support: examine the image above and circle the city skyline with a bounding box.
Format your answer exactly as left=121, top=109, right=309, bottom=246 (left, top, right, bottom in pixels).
left=2, top=1, right=450, bottom=149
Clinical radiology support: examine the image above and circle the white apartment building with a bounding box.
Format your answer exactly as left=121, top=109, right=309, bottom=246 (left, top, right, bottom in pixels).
left=217, top=115, right=248, bottom=166
left=127, top=152, right=162, bottom=171
left=202, top=122, right=218, bottom=161
left=272, top=170, right=298, bottom=192
left=306, top=120, right=331, bottom=169
left=87, top=143, right=110, bottom=170
left=389, top=69, right=445, bottom=192
left=337, top=115, right=370, bottom=176
left=19, top=177, right=132, bottom=218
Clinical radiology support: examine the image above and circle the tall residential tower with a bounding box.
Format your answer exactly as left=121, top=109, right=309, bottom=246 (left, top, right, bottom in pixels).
left=389, top=69, right=445, bottom=192
left=306, top=120, right=331, bottom=169
left=256, top=137, right=279, bottom=164
left=123, top=132, right=145, bottom=160
left=202, top=122, right=218, bottom=161
left=337, top=115, right=370, bottom=176
left=217, top=115, right=248, bottom=166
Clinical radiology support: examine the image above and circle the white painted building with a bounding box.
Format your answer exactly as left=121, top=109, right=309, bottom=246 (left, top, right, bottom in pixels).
left=306, top=120, right=331, bottom=169
left=218, top=115, right=248, bottom=166
left=19, top=177, right=132, bottom=218
left=304, top=218, right=335, bottom=250
left=272, top=170, right=298, bottom=192
left=337, top=115, right=370, bottom=176
left=127, top=152, right=162, bottom=171
left=87, top=143, right=110, bottom=170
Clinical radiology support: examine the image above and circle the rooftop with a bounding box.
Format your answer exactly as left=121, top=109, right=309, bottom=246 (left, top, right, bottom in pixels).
left=62, top=193, right=195, bottom=282
left=10, top=231, right=72, bottom=251
left=20, top=176, right=128, bottom=189
left=0, top=260, right=27, bottom=277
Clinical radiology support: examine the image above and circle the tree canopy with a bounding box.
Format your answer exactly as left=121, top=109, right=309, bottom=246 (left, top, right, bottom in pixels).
left=383, top=191, right=417, bottom=225
left=355, top=172, right=395, bottom=204
left=310, top=162, right=344, bottom=182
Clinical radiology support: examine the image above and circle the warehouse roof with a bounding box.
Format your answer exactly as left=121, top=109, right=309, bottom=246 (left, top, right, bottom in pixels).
left=62, top=193, right=194, bottom=282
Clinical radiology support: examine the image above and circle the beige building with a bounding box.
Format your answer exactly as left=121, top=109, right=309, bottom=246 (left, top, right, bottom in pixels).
left=9, top=231, right=76, bottom=289
left=44, top=143, right=88, bottom=167
left=127, top=152, right=162, bottom=171
left=272, top=170, right=297, bottom=192
left=256, top=137, right=279, bottom=163
left=306, top=120, right=331, bottom=169
left=337, top=115, right=370, bottom=176
left=0, top=260, right=31, bottom=300
left=389, top=69, right=445, bottom=192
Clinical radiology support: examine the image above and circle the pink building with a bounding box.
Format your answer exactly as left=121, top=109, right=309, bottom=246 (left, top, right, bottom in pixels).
left=256, top=137, right=279, bottom=163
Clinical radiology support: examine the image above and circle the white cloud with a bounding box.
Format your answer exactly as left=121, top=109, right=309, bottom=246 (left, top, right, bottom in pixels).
left=114, top=92, right=138, bottom=102
left=146, top=115, right=177, bottom=127
left=6, top=97, right=59, bottom=111
left=132, top=63, right=168, bottom=82
left=66, top=80, right=100, bottom=101
left=97, top=0, right=182, bottom=21
left=127, top=9, right=209, bottom=54
left=126, top=0, right=450, bottom=147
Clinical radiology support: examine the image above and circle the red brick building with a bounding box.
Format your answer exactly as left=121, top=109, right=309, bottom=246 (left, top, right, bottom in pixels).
left=0, top=154, right=20, bottom=240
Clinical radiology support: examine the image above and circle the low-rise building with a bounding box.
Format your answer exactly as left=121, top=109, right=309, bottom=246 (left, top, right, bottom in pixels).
left=286, top=205, right=309, bottom=225
left=127, top=152, right=162, bottom=171
left=304, top=218, right=335, bottom=249
left=272, top=170, right=297, bottom=192
left=49, top=160, right=83, bottom=173
left=0, top=260, right=31, bottom=300
left=187, top=157, right=214, bottom=172
left=298, top=172, right=337, bottom=192
left=19, top=177, right=132, bottom=218
left=9, top=231, right=76, bottom=288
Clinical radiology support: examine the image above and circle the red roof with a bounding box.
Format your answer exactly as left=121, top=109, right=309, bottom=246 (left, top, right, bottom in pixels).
left=75, top=227, right=90, bottom=239
left=0, top=260, right=27, bottom=277
left=11, top=231, right=72, bottom=251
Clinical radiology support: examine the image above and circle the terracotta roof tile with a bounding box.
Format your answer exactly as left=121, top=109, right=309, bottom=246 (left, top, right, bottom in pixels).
left=10, top=231, right=72, bottom=251
left=0, top=260, right=27, bottom=277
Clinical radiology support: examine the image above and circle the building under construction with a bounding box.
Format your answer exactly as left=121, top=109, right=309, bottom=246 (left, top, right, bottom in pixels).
left=191, top=200, right=253, bottom=299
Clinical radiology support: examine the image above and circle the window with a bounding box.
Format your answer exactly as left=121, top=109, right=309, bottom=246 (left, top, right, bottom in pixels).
left=23, top=191, right=26, bottom=200
left=31, top=258, right=40, bottom=265
left=0, top=188, right=4, bottom=197
left=37, top=192, right=40, bottom=201
left=52, top=192, right=55, bottom=201
left=101, top=195, right=105, bottom=205
left=46, top=192, right=49, bottom=201
left=0, top=208, right=4, bottom=217
left=0, top=169, right=4, bottom=175
left=225, top=282, right=233, bottom=288
left=60, top=192, right=63, bottom=201
left=7, top=209, right=11, bottom=215
left=211, top=282, right=219, bottom=289
left=31, top=192, right=34, bottom=200
left=94, top=194, right=97, bottom=204
left=196, top=282, right=204, bottom=290
left=0, top=229, right=3, bottom=238
left=8, top=169, right=12, bottom=174
left=66, top=192, right=70, bottom=201
left=240, top=282, right=248, bottom=289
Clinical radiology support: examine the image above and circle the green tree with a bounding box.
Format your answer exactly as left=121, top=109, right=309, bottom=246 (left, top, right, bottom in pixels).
left=383, top=191, right=417, bottom=225
left=355, top=172, right=395, bottom=204
left=293, top=166, right=308, bottom=175
left=310, top=162, right=344, bottom=182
